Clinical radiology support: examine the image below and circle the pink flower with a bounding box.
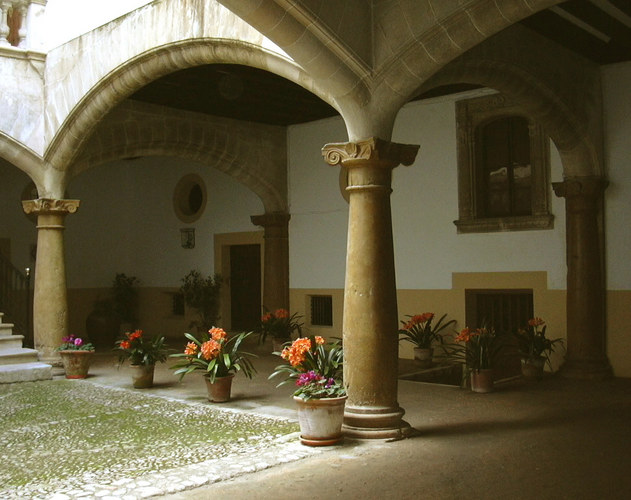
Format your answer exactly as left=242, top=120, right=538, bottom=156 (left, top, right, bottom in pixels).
left=74, top=338, right=84, bottom=347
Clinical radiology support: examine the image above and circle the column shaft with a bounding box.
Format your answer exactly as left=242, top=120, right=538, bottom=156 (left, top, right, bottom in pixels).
left=323, top=138, right=419, bottom=438
left=22, top=199, right=79, bottom=364
left=553, top=178, right=612, bottom=379
left=251, top=213, right=290, bottom=312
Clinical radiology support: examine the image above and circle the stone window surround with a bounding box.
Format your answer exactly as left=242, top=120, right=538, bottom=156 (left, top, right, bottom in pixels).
left=454, top=93, right=553, bottom=233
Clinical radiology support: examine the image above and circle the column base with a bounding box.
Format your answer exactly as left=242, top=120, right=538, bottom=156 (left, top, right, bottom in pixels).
left=343, top=404, right=411, bottom=439
left=560, top=356, right=613, bottom=380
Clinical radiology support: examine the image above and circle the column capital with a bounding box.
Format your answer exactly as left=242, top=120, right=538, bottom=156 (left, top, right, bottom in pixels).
left=22, top=198, right=80, bottom=216
left=250, top=212, right=290, bottom=228
left=552, top=177, right=608, bottom=199
left=322, top=137, right=419, bottom=168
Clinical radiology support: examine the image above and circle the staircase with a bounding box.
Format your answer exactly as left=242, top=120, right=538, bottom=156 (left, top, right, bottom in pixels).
left=0, top=313, right=51, bottom=383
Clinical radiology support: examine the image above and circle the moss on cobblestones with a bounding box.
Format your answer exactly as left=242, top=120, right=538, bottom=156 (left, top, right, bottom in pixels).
left=0, top=380, right=298, bottom=497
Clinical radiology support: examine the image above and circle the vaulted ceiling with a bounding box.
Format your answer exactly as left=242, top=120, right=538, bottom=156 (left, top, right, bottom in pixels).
left=129, top=0, right=631, bottom=126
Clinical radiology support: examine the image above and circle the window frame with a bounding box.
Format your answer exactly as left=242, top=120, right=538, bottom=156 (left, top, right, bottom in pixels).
left=454, top=93, right=553, bottom=233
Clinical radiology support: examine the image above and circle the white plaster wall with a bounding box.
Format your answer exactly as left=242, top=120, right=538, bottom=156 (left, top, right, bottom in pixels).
left=43, top=0, right=154, bottom=50
left=65, top=156, right=263, bottom=288
left=288, top=92, right=568, bottom=290
left=288, top=116, right=349, bottom=289
left=392, top=94, right=567, bottom=290
left=602, top=62, right=631, bottom=291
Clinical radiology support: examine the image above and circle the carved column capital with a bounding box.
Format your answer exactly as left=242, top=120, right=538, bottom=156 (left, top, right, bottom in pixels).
left=322, top=137, right=419, bottom=168
left=22, top=198, right=81, bottom=216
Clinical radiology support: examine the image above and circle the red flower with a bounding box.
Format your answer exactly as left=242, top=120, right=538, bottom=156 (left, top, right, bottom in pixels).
left=274, top=308, right=289, bottom=319
left=120, top=340, right=131, bottom=350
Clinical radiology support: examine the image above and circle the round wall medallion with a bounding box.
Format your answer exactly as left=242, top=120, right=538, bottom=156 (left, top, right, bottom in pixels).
left=173, top=174, right=207, bottom=223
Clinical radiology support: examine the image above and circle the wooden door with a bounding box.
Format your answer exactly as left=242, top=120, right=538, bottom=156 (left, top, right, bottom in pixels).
left=230, top=244, right=261, bottom=331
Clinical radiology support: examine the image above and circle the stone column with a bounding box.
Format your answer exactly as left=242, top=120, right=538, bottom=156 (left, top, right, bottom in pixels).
left=250, top=212, right=290, bottom=312
left=553, top=177, right=612, bottom=379
left=323, top=137, right=419, bottom=438
left=22, top=198, right=80, bottom=365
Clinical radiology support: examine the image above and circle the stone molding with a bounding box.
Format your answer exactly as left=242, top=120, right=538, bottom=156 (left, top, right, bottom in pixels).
left=454, top=92, right=553, bottom=233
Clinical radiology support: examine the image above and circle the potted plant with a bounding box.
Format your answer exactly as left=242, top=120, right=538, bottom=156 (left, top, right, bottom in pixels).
left=398, top=312, right=456, bottom=367
left=170, top=327, right=256, bottom=402
left=258, top=308, right=303, bottom=351
left=515, top=317, right=564, bottom=379
left=441, top=326, right=506, bottom=393
left=180, top=270, right=222, bottom=333
left=114, top=329, right=169, bottom=388
left=57, top=335, right=95, bottom=379
left=269, top=336, right=346, bottom=446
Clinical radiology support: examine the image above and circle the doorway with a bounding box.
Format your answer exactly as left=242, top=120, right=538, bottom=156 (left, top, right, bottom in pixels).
left=229, top=244, right=261, bottom=331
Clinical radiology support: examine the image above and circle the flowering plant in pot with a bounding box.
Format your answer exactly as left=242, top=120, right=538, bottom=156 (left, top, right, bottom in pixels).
left=269, top=336, right=346, bottom=446
left=398, top=312, right=456, bottom=366
left=57, top=335, right=95, bottom=379
left=258, top=308, right=303, bottom=347
left=114, top=330, right=170, bottom=388
left=441, top=326, right=506, bottom=393
left=515, top=317, right=564, bottom=378
left=170, top=327, right=256, bottom=402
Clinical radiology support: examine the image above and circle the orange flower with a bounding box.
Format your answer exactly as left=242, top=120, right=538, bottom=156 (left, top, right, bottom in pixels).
left=274, top=308, right=289, bottom=319
left=201, top=339, right=221, bottom=360
left=261, top=313, right=272, bottom=323
left=315, top=336, right=325, bottom=345
left=209, top=327, right=227, bottom=341
left=128, top=330, right=142, bottom=340
left=528, top=317, right=545, bottom=327
left=184, top=342, right=198, bottom=355
left=455, top=327, right=472, bottom=343
left=120, top=340, right=131, bottom=350
left=281, top=337, right=311, bottom=367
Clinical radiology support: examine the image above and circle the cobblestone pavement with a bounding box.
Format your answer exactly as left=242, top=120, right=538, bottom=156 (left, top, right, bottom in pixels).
left=33, top=437, right=324, bottom=500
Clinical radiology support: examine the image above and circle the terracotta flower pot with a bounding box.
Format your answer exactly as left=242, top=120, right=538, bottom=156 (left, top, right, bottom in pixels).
left=59, top=351, right=94, bottom=379
left=521, top=356, right=545, bottom=380
left=130, top=364, right=155, bottom=388
left=470, top=368, right=494, bottom=393
left=204, top=374, right=234, bottom=402
left=293, top=395, right=347, bottom=446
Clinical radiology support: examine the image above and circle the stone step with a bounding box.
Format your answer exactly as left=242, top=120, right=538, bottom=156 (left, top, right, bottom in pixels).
left=0, top=362, right=52, bottom=383
left=0, top=347, right=39, bottom=365
left=0, top=323, right=15, bottom=335
left=0, top=334, right=26, bottom=350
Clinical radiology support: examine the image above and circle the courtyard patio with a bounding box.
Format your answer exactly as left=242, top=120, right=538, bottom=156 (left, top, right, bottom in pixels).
left=3, top=345, right=631, bottom=499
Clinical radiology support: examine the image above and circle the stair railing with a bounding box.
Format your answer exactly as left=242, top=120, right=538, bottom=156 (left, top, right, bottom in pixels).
left=0, top=253, right=32, bottom=347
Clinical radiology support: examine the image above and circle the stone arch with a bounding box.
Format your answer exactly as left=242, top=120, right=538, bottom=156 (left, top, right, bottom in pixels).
left=0, top=132, right=45, bottom=193
left=415, top=27, right=603, bottom=178
left=45, top=38, right=337, bottom=174
left=69, top=101, right=287, bottom=213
